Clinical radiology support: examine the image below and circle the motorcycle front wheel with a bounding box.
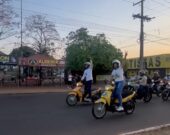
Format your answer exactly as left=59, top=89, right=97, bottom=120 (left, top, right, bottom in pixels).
left=156, top=91, right=162, bottom=97
left=162, top=90, right=169, bottom=101
left=143, top=92, right=152, bottom=103
left=66, top=94, right=78, bottom=106
left=92, top=103, right=106, bottom=119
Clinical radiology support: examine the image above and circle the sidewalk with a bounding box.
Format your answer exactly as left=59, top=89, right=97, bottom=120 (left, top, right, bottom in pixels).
left=0, top=86, right=69, bottom=95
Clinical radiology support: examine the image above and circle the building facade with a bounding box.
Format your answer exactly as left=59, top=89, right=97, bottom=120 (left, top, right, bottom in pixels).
left=127, top=54, right=170, bottom=77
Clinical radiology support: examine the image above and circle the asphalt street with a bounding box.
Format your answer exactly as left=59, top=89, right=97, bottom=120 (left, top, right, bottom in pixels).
left=0, top=93, right=170, bottom=135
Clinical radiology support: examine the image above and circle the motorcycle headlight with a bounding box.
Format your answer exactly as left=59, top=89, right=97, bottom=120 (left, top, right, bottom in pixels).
left=77, top=82, right=83, bottom=87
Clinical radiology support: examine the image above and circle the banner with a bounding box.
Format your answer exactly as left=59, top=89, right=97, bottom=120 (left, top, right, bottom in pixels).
left=127, top=54, right=170, bottom=69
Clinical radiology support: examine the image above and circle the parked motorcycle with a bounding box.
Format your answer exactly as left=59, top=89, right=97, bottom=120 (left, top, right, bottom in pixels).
left=92, top=81, right=136, bottom=119
left=66, top=82, right=102, bottom=106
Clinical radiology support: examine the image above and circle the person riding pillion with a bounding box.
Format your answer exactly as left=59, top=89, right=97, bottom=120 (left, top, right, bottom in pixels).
left=81, top=59, right=93, bottom=102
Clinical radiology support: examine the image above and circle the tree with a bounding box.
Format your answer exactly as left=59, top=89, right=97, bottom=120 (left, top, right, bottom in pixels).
left=66, top=28, right=123, bottom=78
left=24, top=15, right=60, bottom=55
left=10, top=46, right=36, bottom=61
left=0, top=0, right=17, bottom=40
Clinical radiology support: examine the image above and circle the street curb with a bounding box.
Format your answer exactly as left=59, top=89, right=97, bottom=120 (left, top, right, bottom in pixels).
left=120, top=123, right=170, bottom=135
left=0, top=90, right=68, bottom=95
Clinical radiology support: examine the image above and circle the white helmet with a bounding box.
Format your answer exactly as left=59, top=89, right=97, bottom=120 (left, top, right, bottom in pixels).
left=139, top=70, right=145, bottom=75
left=84, top=62, right=91, bottom=66
left=112, top=59, right=121, bottom=66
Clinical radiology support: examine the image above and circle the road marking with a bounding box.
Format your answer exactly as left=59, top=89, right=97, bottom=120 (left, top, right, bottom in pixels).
left=120, top=123, right=170, bottom=135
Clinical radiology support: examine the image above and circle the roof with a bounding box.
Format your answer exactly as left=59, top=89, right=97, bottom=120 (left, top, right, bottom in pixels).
left=0, top=51, right=7, bottom=56
left=28, top=54, right=56, bottom=60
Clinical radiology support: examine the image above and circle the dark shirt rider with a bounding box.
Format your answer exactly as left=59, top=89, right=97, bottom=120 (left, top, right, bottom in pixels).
left=152, top=71, right=161, bottom=85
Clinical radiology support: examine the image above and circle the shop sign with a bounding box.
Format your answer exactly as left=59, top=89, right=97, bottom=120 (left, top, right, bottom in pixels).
left=0, top=56, right=9, bottom=63
left=29, top=59, right=38, bottom=65
left=127, top=54, right=170, bottom=69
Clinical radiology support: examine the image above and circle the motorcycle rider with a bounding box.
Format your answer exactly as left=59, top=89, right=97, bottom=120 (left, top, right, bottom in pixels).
left=152, top=71, right=161, bottom=91
left=81, top=59, right=93, bottom=102
left=110, top=52, right=128, bottom=111
left=137, top=70, right=148, bottom=97
left=110, top=51, right=128, bottom=111
left=111, top=59, right=125, bottom=111
left=164, top=73, right=170, bottom=81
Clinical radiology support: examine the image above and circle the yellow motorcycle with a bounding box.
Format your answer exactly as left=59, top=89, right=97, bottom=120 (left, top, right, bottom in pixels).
left=92, top=82, right=136, bottom=119
left=66, top=82, right=102, bottom=106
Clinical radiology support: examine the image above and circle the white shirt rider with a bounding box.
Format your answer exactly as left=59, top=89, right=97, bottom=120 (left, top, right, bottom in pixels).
left=111, top=60, right=124, bottom=82
left=81, top=61, right=93, bottom=81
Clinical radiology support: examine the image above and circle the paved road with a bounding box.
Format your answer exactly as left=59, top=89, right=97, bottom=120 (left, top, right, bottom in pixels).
left=0, top=93, right=170, bottom=135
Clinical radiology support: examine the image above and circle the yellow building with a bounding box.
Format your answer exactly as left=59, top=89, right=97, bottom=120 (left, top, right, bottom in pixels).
left=127, top=54, right=170, bottom=77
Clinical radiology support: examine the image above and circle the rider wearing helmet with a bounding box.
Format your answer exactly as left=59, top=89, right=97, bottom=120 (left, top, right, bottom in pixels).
left=138, top=70, right=147, bottom=85
left=81, top=60, right=93, bottom=102
left=111, top=59, right=125, bottom=111
left=152, top=71, right=161, bottom=93
left=137, top=70, right=148, bottom=96
left=152, top=71, right=161, bottom=84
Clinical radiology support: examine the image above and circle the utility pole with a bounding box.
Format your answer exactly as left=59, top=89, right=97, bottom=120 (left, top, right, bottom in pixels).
left=21, top=0, right=23, bottom=54
left=133, top=0, right=155, bottom=70
left=19, top=0, right=23, bottom=86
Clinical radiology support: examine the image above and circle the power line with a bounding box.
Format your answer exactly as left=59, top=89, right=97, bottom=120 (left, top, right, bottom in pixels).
left=13, top=0, right=170, bottom=43
left=151, top=0, right=170, bottom=8
left=14, top=5, right=168, bottom=41
left=119, top=37, right=170, bottom=49
left=13, top=7, right=139, bottom=34
left=10, top=2, right=170, bottom=51
left=13, top=7, right=141, bottom=38
left=14, top=0, right=123, bottom=22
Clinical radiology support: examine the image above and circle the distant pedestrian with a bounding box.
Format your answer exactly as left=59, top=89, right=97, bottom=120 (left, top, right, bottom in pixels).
left=68, top=74, right=73, bottom=85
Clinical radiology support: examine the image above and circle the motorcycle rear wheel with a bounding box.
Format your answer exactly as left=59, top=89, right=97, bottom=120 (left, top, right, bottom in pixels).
left=124, top=100, right=135, bottom=115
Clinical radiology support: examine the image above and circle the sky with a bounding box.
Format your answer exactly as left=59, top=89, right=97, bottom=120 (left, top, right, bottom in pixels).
left=1, top=0, right=170, bottom=58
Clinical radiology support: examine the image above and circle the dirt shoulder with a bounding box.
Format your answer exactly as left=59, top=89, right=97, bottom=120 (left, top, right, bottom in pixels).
left=0, top=83, right=104, bottom=95
left=0, top=86, right=69, bottom=94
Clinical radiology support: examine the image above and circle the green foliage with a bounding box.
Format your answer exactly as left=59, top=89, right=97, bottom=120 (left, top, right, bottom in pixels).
left=10, top=46, right=36, bottom=61
left=66, top=28, right=123, bottom=74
